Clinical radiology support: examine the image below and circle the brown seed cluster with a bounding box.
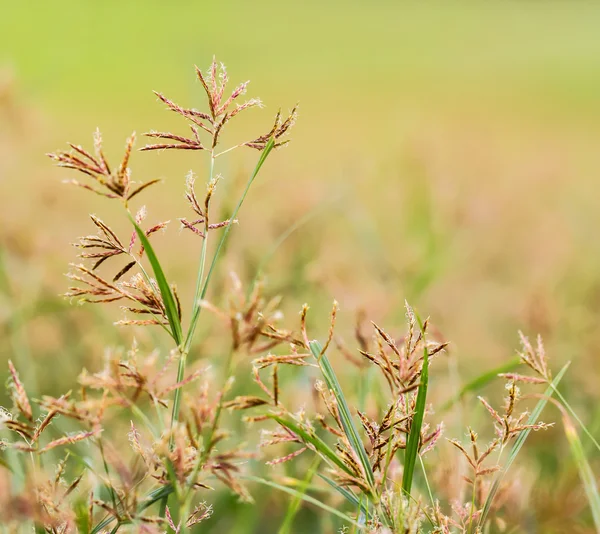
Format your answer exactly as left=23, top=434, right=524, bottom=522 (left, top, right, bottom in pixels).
left=48, top=131, right=160, bottom=201
left=141, top=58, right=297, bottom=154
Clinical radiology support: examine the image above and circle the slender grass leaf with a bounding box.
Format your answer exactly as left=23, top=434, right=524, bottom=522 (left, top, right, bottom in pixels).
left=90, top=484, right=174, bottom=534
left=563, top=417, right=600, bottom=530
left=319, top=474, right=372, bottom=520
left=419, top=455, right=435, bottom=507
left=91, top=511, right=116, bottom=533
left=129, top=215, right=183, bottom=346
left=309, top=340, right=375, bottom=489
left=278, top=456, right=321, bottom=534
left=139, top=484, right=175, bottom=511
left=243, top=475, right=362, bottom=529
left=478, top=361, right=570, bottom=527
left=552, top=387, right=600, bottom=454
left=401, top=321, right=429, bottom=496
left=269, top=414, right=354, bottom=477
left=73, top=498, right=91, bottom=534
left=440, top=357, right=521, bottom=412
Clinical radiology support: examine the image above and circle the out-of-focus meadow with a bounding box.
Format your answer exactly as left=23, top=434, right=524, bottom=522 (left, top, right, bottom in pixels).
left=2, top=1, right=600, bottom=531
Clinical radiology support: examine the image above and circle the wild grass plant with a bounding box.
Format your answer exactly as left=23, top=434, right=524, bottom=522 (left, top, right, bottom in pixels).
left=0, top=60, right=598, bottom=534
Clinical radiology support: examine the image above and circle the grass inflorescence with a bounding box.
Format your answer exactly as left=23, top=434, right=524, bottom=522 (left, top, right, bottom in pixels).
left=0, top=58, right=598, bottom=534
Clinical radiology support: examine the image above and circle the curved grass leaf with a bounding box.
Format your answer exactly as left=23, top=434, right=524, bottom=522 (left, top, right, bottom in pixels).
left=319, top=473, right=371, bottom=520
left=129, top=215, right=183, bottom=346
left=551, top=387, right=600, bottom=454
left=563, top=417, right=600, bottom=530
left=309, top=340, right=375, bottom=489
left=90, top=484, right=174, bottom=534
left=278, top=456, right=321, bottom=534
left=478, top=361, right=570, bottom=527
left=73, top=497, right=91, bottom=534
left=244, top=475, right=362, bottom=529
left=269, top=414, right=354, bottom=477
left=440, top=357, right=521, bottom=413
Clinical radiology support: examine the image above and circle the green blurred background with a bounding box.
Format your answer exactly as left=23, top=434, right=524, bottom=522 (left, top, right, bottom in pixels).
left=2, top=1, right=600, bottom=531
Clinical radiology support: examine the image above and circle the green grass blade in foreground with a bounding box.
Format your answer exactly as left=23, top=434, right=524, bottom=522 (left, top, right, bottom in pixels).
left=478, top=361, right=571, bottom=527
left=90, top=484, right=174, bottom=534
left=184, top=138, right=275, bottom=353
left=319, top=474, right=371, bottom=519
left=278, top=456, right=321, bottom=534
left=269, top=414, right=354, bottom=476
left=551, top=387, right=600, bottom=454
left=73, top=497, right=91, bottom=534
left=563, top=417, right=600, bottom=530
left=129, top=215, right=183, bottom=346
left=440, top=357, right=521, bottom=413
left=402, top=322, right=429, bottom=496
left=309, top=340, right=375, bottom=489
left=243, top=475, right=362, bottom=529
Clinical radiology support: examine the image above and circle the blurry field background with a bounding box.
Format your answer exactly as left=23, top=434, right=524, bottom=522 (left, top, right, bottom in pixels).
left=2, top=1, right=600, bottom=531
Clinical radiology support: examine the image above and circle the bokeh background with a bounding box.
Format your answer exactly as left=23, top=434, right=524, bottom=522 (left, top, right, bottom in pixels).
left=2, top=2, right=600, bottom=531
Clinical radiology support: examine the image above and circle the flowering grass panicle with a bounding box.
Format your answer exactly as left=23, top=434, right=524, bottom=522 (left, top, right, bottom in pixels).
left=1, top=58, right=597, bottom=534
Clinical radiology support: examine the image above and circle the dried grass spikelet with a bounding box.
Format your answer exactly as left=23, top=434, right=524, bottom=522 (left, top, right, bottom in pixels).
left=375, top=488, right=423, bottom=534
left=38, top=389, right=108, bottom=430
left=66, top=207, right=175, bottom=328
left=78, top=343, right=194, bottom=408
left=201, top=272, right=303, bottom=353
left=516, top=331, right=551, bottom=381
left=151, top=419, right=253, bottom=502
left=72, top=211, right=169, bottom=282
left=256, top=301, right=447, bottom=494
left=186, top=501, right=214, bottom=527
left=478, top=380, right=553, bottom=445
left=48, top=130, right=160, bottom=201
left=141, top=58, right=297, bottom=154
left=360, top=302, right=448, bottom=395
left=448, top=429, right=501, bottom=483
left=2, top=469, right=83, bottom=530
left=7, top=359, right=33, bottom=421
left=65, top=263, right=180, bottom=327
left=179, top=171, right=237, bottom=239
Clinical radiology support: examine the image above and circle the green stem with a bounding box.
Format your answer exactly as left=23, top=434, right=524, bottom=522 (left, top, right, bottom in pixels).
left=418, top=455, right=435, bottom=507
left=183, top=348, right=235, bottom=503
left=182, top=138, right=275, bottom=357
left=467, top=475, right=478, bottom=534
left=170, top=152, right=214, bottom=447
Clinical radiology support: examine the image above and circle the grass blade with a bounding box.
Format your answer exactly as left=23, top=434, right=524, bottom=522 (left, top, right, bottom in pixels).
left=90, top=484, right=175, bottom=534
left=319, top=474, right=371, bottom=520
left=401, top=320, right=429, bottom=496
left=269, top=415, right=354, bottom=477
left=440, top=357, right=521, bottom=413
left=278, top=456, right=321, bottom=534
left=309, top=340, right=375, bottom=489
left=73, top=497, right=91, bottom=534
left=563, top=417, right=600, bottom=530
left=129, top=215, right=183, bottom=346
left=478, top=361, right=571, bottom=527
left=243, top=475, right=362, bottom=529
left=551, top=387, right=600, bottom=454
